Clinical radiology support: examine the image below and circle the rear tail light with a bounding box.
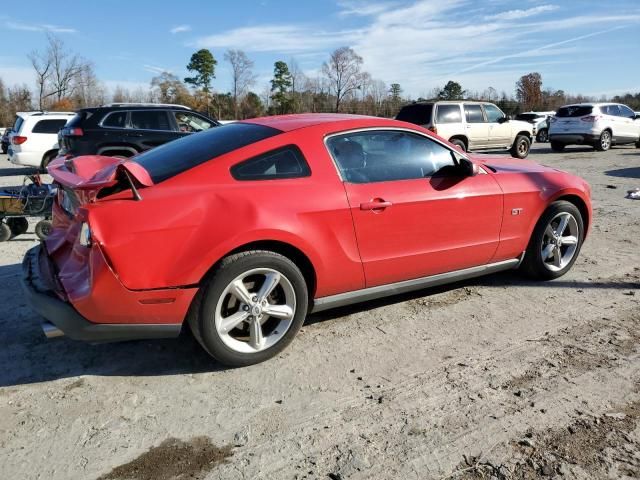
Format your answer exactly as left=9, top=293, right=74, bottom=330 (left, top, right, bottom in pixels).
left=12, top=136, right=27, bottom=145
left=66, top=127, right=83, bottom=136
left=580, top=115, right=600, bottom=122
left=428, top=126, right=438, bottom=135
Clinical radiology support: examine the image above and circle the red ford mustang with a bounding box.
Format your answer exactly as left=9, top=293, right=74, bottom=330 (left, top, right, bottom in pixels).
left=22, top=114, right=592, bottom=366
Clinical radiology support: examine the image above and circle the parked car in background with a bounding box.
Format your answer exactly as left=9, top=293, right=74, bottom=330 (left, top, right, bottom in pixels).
left=58, top=103, right=220, bottom=159
left=8, top=111, right=74, bottom=169
left=396, top=101, right=534, bottom=158
left=24, top=114, right=591, bottom=366
left=549, top=103, right=640, bottom=151
left=515, top=111, right=554, bottom=143
left=1, top=127, right=13, bottom=154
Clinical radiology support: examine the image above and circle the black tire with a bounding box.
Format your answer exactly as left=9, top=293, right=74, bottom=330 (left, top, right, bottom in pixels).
left=450, top=138, right=466, bottom=152
left=520, top=200, right=584, bottom=280
left=1, top=145, right=7, bottom=154
left=536, top=128, right=549, bottom=143
left=40, top=151, right=57, bottom=172
left=35, top=220, right=52, bottom=240
left=188, top=250, right=309, bottom=367
left=594, top=130, right=612, bottom=151
left=7, top=217, right=28, bottom=236
left=0, top=223, right=10, bottom=242
left=510, top=135, right=530, bottom=159
left=550, top=142, right=565, bottom=152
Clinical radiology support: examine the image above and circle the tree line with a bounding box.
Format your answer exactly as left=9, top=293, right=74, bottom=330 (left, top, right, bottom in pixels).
left=1, top=33, right=639, bottom=127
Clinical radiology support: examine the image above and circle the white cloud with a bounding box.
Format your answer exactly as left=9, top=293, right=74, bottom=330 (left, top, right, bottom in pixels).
left=5, top=21, right=76, bottom=33
left=170, top=25, right=191, bottom=34
left=143, top=64, right=171, bottom=75
left=337, top=1, right=398, bottom=17
left=484, top=5, right=559, bottom=21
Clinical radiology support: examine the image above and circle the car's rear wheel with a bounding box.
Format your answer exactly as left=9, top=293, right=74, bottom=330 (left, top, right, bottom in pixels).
left=450, top=138, right=466, bottom=152
left=7, top=217, right=28, bottom=236
left=189, top=250, right=308, bottom=366
left=550, top=141, right=565, bottom=152
left=0, top=222, right=11, bottom=242
left=510, top=135, right=530, bottom=159
left=520, top=200, right=584, bottom=280
left=595, top=130, right=612, bottom=151
left=35, top=220, right=52, bottom=240
left=40, top=151, right=57, bottom=172
left=536, top=128, right=549, bottom=143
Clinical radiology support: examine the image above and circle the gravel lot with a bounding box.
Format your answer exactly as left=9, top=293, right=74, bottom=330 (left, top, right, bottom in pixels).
left=0, top=144, right=639, bottom=480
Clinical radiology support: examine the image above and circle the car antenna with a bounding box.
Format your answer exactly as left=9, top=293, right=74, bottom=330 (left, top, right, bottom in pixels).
left=122, top=168, right=143, bottom=201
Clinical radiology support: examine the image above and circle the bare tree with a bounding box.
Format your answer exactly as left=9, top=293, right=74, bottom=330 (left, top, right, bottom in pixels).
left=322, top=47, right=364, bottom=112
left=288, top=58, right=306, bottom=113
left=224, top=49, right=257, bottom=119
left=28, top=48, right=52, bottom=110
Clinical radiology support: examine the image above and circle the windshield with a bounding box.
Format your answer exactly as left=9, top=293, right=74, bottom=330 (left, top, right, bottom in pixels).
left=515, top=114, right=541, bottom=122
left=134, top=122, right=282, bottom=183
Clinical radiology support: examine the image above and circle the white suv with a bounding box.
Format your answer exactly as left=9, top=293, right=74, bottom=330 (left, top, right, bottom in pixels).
left=8, top=111, right=74, bottom=169
left=549, top=103, right=640, bottom=152
left=396, top=101, right=534, bottom=158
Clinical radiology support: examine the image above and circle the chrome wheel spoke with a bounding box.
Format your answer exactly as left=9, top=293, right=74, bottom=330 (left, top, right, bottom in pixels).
left=249, top=317, right=264, bottom=350
left=545, top=225, right=556, bottom=240
left=553, top=246, right=562, bottom=268
left=555, top=214, right=569, bottom=236
left=229, top=280, right=253, bottom=305
left=220, top=310, right=248, bottom=334
left=561, top=235, right=578, bottom=245
left=257, top=272, right=280, bottom=302
left=542, top=244, right=554, bottom=260
left=263, top=304, right=294, bottom=320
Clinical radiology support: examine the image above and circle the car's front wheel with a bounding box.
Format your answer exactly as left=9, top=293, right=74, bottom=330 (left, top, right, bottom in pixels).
left=536, top=128, right=549, bottom=143
left=510, top=135, right=530, bottom=159
left=520, top=200, right=584, bottom=280
left=450, top=138, right=467, bottom=152
left=189, top=250, right=308, bottom=366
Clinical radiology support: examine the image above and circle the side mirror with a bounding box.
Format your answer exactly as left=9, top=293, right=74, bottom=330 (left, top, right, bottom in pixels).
left=635, top=114, right=640, bottom=120
left=497, top=116, right=509, bottom=124
left=459, top=157, right=479, bottom=176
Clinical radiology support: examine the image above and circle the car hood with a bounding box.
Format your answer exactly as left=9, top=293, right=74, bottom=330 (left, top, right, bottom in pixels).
left=469, top=153, right=557, bottom=174
left=508, top=119, right=534, bottom=131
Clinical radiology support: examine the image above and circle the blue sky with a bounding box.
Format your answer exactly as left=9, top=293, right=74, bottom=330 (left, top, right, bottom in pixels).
left=1, top=0, right=639, bottom=99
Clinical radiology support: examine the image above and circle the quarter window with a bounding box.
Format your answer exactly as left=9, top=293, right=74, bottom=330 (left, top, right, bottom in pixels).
left=483, top=104, right=504, bottom=123
left=327, top=130, right=456, bottom=184
left=464, top=104, right=485, bottom=123
left=435, top=105, right=462, bottom=124
left=130, top=111, right=172, bottom=131
left=231, top=145, right=311, bottom=181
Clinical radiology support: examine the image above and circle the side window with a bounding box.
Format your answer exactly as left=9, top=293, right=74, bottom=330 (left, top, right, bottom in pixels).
left=130, top=111, right=172, bottom=131
left=617, top=105, right=635, bottom=119
left=464, top=104, right=485, bottom=123
left=435, top=105, right=462, bottom=124
left=173, top=111, right=214, bottom=133
left=231, top=145, right=311, bottom=181
left=31, top=119, right=68, bottom=134
left=102, top=111, right=128, bottom=128
left=483, top=104, right=504, bottom=123
left=327, top=130, right=456, bottom=184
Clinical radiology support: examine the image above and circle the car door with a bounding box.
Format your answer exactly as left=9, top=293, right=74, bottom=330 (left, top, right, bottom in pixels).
left=463, top=104, right=489, bottom=149
left=326, top=129, right=503, bottom=288
left=484, top=104, right=511, bottom=147
left=616, top=105, right=639, bottom=142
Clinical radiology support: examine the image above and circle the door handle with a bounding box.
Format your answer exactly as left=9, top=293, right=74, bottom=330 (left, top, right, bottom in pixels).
left=360, top=199, right=392, bottom=211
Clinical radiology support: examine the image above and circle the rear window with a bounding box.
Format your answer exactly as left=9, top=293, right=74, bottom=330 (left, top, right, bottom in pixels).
left=435, top=105, right=461, bottom=124
left=32, top=119, right=68, bottom=134
left=13, top=116, right=24, bottom=133
left=396, top=104, right=433, bottom=125
left=102, top=111, right=127, bottom=128
left=556, top=106, right=593, bottom=117
left=130, top=110, right=171, bottom=131
left=134, top=122, right=282, bottom=183
left=464, top=104, right=485, bottom=123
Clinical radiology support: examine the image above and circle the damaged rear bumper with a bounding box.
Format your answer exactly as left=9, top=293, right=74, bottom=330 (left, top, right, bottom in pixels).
left=22, top=245, right=183, bottom=342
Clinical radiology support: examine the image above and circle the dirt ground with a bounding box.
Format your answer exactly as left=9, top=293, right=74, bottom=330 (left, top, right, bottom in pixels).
left=0, top=144, right=639, bottom=480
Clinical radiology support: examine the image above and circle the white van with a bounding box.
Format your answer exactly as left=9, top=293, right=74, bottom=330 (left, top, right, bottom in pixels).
left=8, top=111, right=75, bottom=169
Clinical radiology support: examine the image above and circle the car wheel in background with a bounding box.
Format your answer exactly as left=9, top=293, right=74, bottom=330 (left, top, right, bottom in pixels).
left=550, top=142, right=565, bottom=152
left=536, top=128, right=549, bottom=143
left=450, top=138, right=466, bottom=152
left=189, top=250, right=309, bottom=367
left=40, top=152, right=57, bottom=172
left=510, top=135, right=530, bottom=159
left=7, top=217, right=28, bottom=236
left=35, top=220, right=52, bottom=240
left=0, top=222, right=11, bottom=242
left=595, top=130, right=612, bottom=151
left=520, top=200, right=584, bottom=280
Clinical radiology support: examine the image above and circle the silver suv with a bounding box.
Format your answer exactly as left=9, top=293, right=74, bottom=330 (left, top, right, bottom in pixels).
left=396, top=101, right=534, bottom=158
left=549, top=103, right=640, bottom=151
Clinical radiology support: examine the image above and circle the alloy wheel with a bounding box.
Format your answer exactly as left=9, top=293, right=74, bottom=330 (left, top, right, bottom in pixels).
left=214, top=268, right=296, bottom=353
left=600, top=131, right=611, bottom=150
left=541, top=212, right=579, bottom=272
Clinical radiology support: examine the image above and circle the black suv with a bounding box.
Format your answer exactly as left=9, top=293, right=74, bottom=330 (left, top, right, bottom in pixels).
left=58, top=104, right=220, bottom=158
